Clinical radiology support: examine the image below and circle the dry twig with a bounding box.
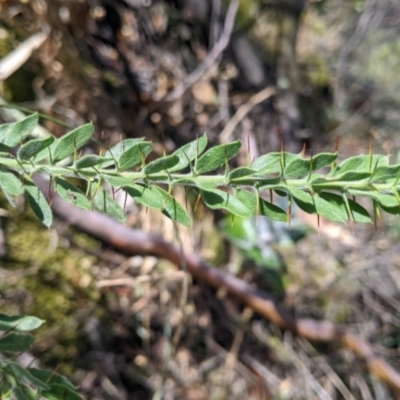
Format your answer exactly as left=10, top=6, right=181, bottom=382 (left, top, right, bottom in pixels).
left=163, top=0, right=239, bottom=102
left=219, top=86, right=276, bottom=143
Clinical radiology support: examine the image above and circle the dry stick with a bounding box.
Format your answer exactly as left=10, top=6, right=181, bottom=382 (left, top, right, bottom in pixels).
left=0, top=25, right=50, bottom=81
left=219, top=86, right=276, bottom=143
left=34, top=176, right=400, bottom=395
left=163, top=0, right=239, bottom=102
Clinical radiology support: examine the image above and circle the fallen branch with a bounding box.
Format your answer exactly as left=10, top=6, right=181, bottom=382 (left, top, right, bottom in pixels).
left=0, top=25, right=49, bottom=81
left=34, top=175, right=400, bottom=395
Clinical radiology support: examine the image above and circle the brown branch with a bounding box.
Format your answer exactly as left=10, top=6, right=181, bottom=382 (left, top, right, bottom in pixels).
left=163, top=0, right=239, bottom=102
left=35, top=176, right=400, bottom=395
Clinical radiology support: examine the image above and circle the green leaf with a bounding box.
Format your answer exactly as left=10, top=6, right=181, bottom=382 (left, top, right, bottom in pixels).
left=0, top=333, right=34, bottom=352
left=168, top=134, right=208, bottom=172
left=195, top=141, right=241, bottom=174
left=52, top=123, right=94, bottom=163
left=333, top=171, right=371, bottom=181
left=0, top=170, right=23, bottom=206
left=0, top=381, right=12, bottom=398
left=74, top=155, right=111, bottom=169
left=284, top=158, right=311, bottom=178
left=288, top=188, right=349, bottom=223
left=371, top=164, right=400, bottom=182
left=252, top=152, right=301, bottom=174
left=118, top=142, right=153, bottom=171
left=0, top=314, right=44, bottom=331
left=347, top=189, right=399, bottom=209
left=12, top=387, right=31, bottom=400
left=55, top=178, right=91, bottom=210
left=284, top=153, right=339, bottom=178
left=0, top=113, right=38, bottom=147
left=201, top=188, right=251, bottom=218
left=229, top=167, right=256, bottom=180
left=333, top=154, right=387, bottom=175
left=311, top=152, right=338, bottom=171
left=6, top=363, right=50, bottom=391
left=237, top=189, right=286, bottom=222
left=343, top=196, right=372, bottom=223
left=153, top=186, right=191, bottom=227
left=102, top=174, right=133, bottom=187
left=314, top=192, right=349, bottom=223
left=28, top=369, right=76, bottom=391
left=124, top=184, right=191, bottom=227
left=90, top=187, right=126, bottom=223
left=100, top=138, right=145, bottom=168
left=144, top=154, right=179, bottom=174
left=24, top=182, right=53, bottom=227
left=41, top=384, right=82, bottom=400
left=18, top=136, right=55, bottom=160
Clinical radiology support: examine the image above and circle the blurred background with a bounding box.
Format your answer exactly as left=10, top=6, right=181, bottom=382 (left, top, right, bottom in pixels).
left=1, top=0, right=400, bottom=399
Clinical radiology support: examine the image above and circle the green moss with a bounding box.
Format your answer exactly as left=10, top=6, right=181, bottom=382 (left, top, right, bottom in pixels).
left=0, top=196, right=102, bottom=372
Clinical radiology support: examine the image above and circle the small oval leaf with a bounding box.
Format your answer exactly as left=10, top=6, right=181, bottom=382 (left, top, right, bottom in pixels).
left=53, top=123, right=94, bottom=163
left=124, top=184, right=191, bottom=227
left=237, top=189, right=286, bottom=222
left=0, top=113, right=39, bottom=147
left=0, top=333, right=34, bottom=352
left=229, top=167, right=256, bottom=180
left=195, top=141, right=241, bottom=174
left=55, top=178, right=91, bottom=210
left=168, top=134, right=208, bottom=172
left=118, top=142, right=153, bottom=171
left=24, top=182, right=53, bottom=227
left=0, top=314, right=44, bottom=331
left=144, top=154, right=179, bottom=174
left=18, top=136, right=55, bottom=160
left=201, top=188, right=251, bottom=217
left=284, top=158, right=311, bottom=178
left=90, top=187, right=126, bottom=223
left=74, top=155, right=111, bottom=169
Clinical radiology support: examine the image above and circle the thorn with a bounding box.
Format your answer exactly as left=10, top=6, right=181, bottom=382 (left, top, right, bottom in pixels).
left=123, top=191, right=128, bottom=212
left=387, top=141, right=392, bottom=165
left=373, top=203, right=378, bottom=232
left=162, top=133, right=166, bottom=157
left=317, top=214, right=320, bottom=236
left=334, top=134, right=340, bottom=153
left=269, top=190, right=273, bottom=204
left=196, top=133, right=200, bottom=160
left=194, top=193, right=201, bottom=213
left=247, top=134, right=251, bottom=167
left=369, top=131, right=373, bottom=157
left=47, top=178, right=52, bottom=202
left=99, top=131, right=105, bottom=156
left=184, top=187, right=188, bottom=211
left=287, top=196, right=292, bottom=230
left=256, top=190, right=260, bottom=227
left=49, top=188, right=56, bottom=207
left=302, top=142, right=306, bottom=158
left=199, top=203, right=204, bottom=220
